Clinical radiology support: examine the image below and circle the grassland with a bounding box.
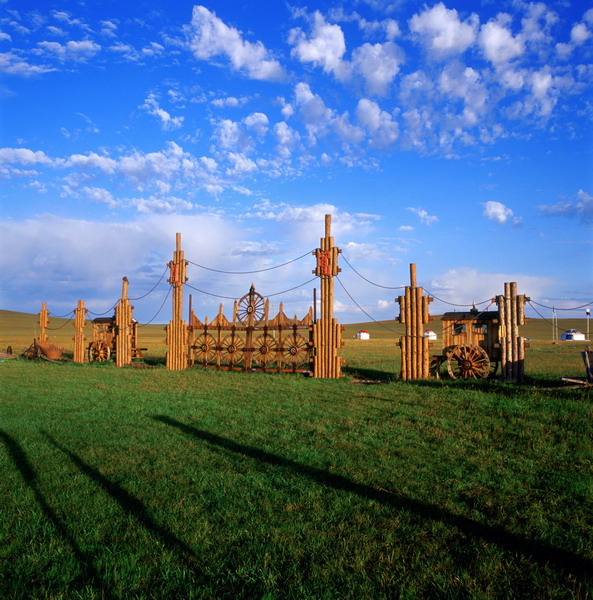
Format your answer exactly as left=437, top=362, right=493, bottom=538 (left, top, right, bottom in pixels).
left=1, top=310, right=592, bottom=599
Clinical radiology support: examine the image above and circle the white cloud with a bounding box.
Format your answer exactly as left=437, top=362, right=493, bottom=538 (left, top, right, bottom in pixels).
left=356, top=98, right=399, bottom=148
left=0, top=147, right=54, bottom=165
left=186, top=5, right=285, bottom=81
left=0, top=51, right=56, bottom=76
left=37, top=39, right=101, bottom=62
left=66, top=152, right=116, bottom=173
left=410, top=3, right=478, bottom=56
left=482, top=200, right=522, bottom=225
left=407, top=207, right=438, bottom=225
left=140, top=93, right=184, bottom=131
left=479, top=16, right=524, bottom=64
left=289, top=11, right=347, bottom=79
left=211, top=96, right=248, bottom=108
left=80, top=186, right=117, bottom=208
left=294, top=82, right=335, bottom=142
left=243, top=112, right=269, bottom=137
left=351, top=41, right=402, bottom=95
left=539, top=189, right=593, bottom=223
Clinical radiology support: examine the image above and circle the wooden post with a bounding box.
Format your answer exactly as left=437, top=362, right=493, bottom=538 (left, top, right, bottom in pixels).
left=72, top=300, right=87, bottom=363
left=312, top=214, right=343, bottom=378
left=38, top=302, right=49, bottom=343
left=115, top=277, right=133, bottom=367
left=166, top=233, right=188, bottom=370
left=397, top=263, right=433, bottom=380
left=497, top=282, right=528, bottom=382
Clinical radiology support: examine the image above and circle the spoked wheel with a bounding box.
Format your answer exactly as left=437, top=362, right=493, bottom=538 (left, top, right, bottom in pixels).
left=90, top=342, right=111, bottom=362
left=429, top=356, right=445, bottom=379
left=194, top=333, right=216, bottom=365
left=252, top=334, right=278, bottom=368
left=445, top=344, right=491, bottom=379
left=281, top=332, right=310, bottom=367
left=237, top=286, right=265, bottom=326
left=220, top=333, right=245, bottom=367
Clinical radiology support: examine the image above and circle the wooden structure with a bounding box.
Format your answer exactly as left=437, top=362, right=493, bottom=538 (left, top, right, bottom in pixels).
left=73, top=300, right=87, bottom=363
left=496, top=282, right=528, bottom=382
left=115, top=277, right=133, bottom=367
left=312, top=214, right=343, bottom=378
left=188, top=285, right=314, bottom=372
left=88, top=316, right=143, bottom=363
left=38, top=302, right=49, bottom=343
left=431, top=310, right=500, bottom=379
left=561, top=346, right=593, bottom=388
left=397, top=264, right=433, bottom=380
left=166, top=233, right=188, bottom=370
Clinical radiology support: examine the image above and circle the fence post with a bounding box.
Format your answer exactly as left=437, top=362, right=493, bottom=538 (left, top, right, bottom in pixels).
left=166, top=233, right=188, bottom=370
left=38, top=302, right=49, bottom=344
left=397, top=264, right=433, bottom=380
left=115, top=277, right=133, bottom=367
left=312, top=214, right=343, bottom=378
left=496, top=282, right=529, bottom=382
left=72, top=300, right=87, bottom=363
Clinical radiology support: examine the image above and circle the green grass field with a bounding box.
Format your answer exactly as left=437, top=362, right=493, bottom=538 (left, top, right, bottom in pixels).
left=1, top=310, right=592, bottom=599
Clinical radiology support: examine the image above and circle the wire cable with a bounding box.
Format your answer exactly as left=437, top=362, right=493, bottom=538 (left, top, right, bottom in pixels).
left=138, top=288, right=172, bottom=327
left=529, top=299, right=593, bottom=311
left=186, top=249, right=313, bottom=275
left=423, top=289, right=494, bottom=308
left=266, top=277, right=318, bottom=298
left=340, top=254, right=406, bottom=290
left=186, top=277, right=318, bottom=301
left=48, top=309, right=75, bottom=319
left=87, top=302, right=118, bottom=317
left=129, top=267, right=168, bottom=301
left=46, top=315, right=74, bottom=330
left=185, top=284, right=238, bottom=300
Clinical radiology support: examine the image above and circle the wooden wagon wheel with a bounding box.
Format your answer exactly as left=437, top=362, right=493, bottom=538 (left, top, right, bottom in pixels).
left=90, top=341, right=111, bottom=362
left=429, top=356, right=445, bottom=379
left=282, top=332, right=310, bottom=367
left=194, top=333, right=217, bottom=365
left=220, top=333, right=245, bottom=366
left=445, top=344, right=490, bottom=379
left=252, top=334, right=278, bottom=367
left=237, top=288, right=265, bottom=325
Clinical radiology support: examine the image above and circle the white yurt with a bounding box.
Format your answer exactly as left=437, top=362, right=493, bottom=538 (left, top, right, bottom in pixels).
left=423, top=329, right=437, bottom=340
left=355, top=330, right=370, bottom=340
left=561, top=329, right=586, bottom=341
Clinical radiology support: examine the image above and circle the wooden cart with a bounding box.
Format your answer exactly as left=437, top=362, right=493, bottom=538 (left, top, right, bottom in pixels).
left=88, top=317, right=145, bottom=362
left=430, top=309, right=501, bottom=379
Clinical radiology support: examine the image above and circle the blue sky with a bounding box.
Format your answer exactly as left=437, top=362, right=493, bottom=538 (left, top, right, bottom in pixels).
left=1, top=0, right=592, bottom=324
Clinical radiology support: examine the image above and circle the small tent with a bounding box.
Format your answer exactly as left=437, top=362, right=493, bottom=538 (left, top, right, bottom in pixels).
left=423, top=329, right=437, bottom=340
left=355, top=330, right=370, bottom=340
left=561, top=329, right=586, bottom=341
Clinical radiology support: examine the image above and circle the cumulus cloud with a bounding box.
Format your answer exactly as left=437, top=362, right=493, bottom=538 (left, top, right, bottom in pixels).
left=407, top=207, right=438, bottom=225
left=37, top=39, right=101, bottom=62
left=409, top=3, right=478, bottom=56
left=0, top=51, right=56, bottom=76
left=186, top=5, right=285, bottom=81
left=479, top=16, right=524, bottom=64
left=356, top=98, right=399, bottom=148
left=140, top=93, right=185, bottom=131
left=351, top=41, right=403, bottom=95
left=482, top=200, right=522, bottom=226
left=539, top=189, right=593, bottom=223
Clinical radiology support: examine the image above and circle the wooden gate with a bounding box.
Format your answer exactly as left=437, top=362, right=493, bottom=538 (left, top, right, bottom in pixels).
left=188, top=285, right=314, bottom=373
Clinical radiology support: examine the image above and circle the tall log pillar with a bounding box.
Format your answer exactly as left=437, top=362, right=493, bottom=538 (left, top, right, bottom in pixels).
left=496, top=282, right=529, bottom=383
left=115, top=277, right=133, bottom=367
left=38, top=302, right=49, bottom=344
left=72, top=300, right=87, bottom=363
left=312, top=214, right=343, bottom=378
left=166, top=233, right=188, bottom=370
left=397, top=264, right=433, bottom=380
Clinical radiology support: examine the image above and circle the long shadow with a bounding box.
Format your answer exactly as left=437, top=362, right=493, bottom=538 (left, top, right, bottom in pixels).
left=0, top=430, right=113, bottom=599
left=41, top=431, right=204, bottom=578
left=152, top=415, right=593, bottom=579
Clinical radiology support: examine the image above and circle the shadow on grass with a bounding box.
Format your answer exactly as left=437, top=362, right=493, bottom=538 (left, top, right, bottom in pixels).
left=0, top=430, right=114, bottom=599
left=152, top=415, right=593, bottom=580
left=41, top=431, right=205, bottom=581
left=342, top=365, right=398, bottom=381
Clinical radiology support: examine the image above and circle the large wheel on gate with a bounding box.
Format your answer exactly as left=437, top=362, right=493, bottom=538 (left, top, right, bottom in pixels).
left=445, top=344, right=491, bottom=379
left=252, top=334, right=278, bottom=368
left=281, top=332, right=310, bottom=367
left=89, top=341, right=111, bottom=362
left=194, top=333, right=217, bottom=365
left=220, top=333, right=245, bottom=366
left=237, top=288, right=265, bottom=326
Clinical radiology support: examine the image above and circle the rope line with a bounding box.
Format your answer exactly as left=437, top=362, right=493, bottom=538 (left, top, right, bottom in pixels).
left=186, top=277, right=318, bottom=301
left=528, top=299, right=593, bottom=311
left=527, top=301, right=558, bottom=328
left=87, top=301, right=118, bottom=317
left=46, top=315, right=74, bottom=330
left=423, top=289, right=494, bottom=308
left=266, top=277, right=317, bottom=298
left=138, top=288, right=172, bottom=327
left=335, top=276, right=401, bottom=334
left=48, top=310, right=75, bottom=319
left=186, top=284, right=238, bottom=300
left=186, top=249, right=313, bottom=275
left=340, top=254, right=406, bottom=290
left=129, top=267, right=168, bottom=301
